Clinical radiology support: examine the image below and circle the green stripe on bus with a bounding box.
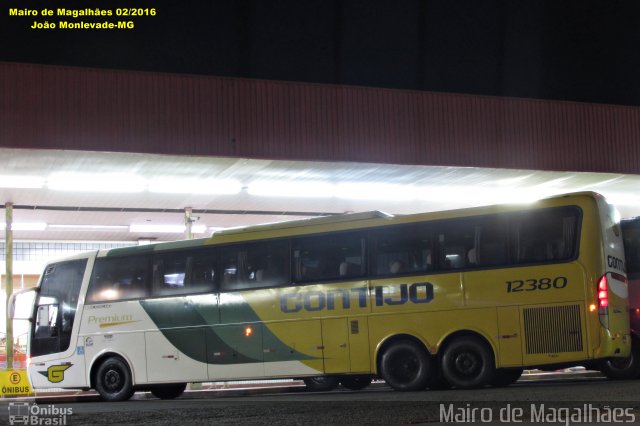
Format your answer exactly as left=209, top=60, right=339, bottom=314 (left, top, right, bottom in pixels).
left=140, top=297, right=316, bottom=364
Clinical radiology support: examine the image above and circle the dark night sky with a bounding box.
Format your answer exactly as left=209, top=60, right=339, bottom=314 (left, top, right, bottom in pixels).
left=2, top=0, right=640, bottom=106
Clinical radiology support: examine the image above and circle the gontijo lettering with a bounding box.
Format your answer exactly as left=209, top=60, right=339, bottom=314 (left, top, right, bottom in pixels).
left=280, top=282, right=434, bottom=313
left=607, top=255, right=625, bottom=272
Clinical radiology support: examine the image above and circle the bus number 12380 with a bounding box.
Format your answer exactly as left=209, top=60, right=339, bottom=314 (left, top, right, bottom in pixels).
left=506, top=277, right=568, bottom=293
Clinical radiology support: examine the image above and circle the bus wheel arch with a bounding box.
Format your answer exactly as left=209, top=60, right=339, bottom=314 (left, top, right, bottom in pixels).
left=600, top=335, right=640, bottom=380
left=91, top=353, right=135, bottom=402
left=439, top=331, right=496, bottom=389
left=377, top=334, right=433, bottom=391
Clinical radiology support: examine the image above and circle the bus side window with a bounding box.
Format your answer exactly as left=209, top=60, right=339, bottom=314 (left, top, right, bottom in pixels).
left=189, top=250, right=217, bottom=292
left=87, top=255, right=150, bottom=303
left=440, top=244, right=467, bottom=269
left=436, top=220, right=477, bottom=270
left=152, top=255, right=186, bottom=297
left=221, top=248, right=240, bottom=291
left=474, top=220, right=508, bottom=267
left=370, top=224, right=433, bottom=277
left=151, top=249, right=217, bottom=297
left=293, top=231, right=365, bottom=282
left=221, top=241, right=289, bottom=291
left=512, top=207, right=579, bottom=264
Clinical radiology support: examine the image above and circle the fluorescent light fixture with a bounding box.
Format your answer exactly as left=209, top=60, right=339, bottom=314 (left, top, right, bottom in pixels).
left=0, top=175, right=45, bottom=189
left=248, top=180, right=335, bottom=198
left=190, top=225, right=207, bottom=234
left=417, top=185, right=557, bottom=206
left=1, top=222, right=47, bottom=231
left=336, top=183, right=417, bottom=201
left=48, top=172, right=146, bottom=193
left=494, top=175, right=533, bottom=186
left=602, top=192, right=640, bottom=206
left=148, top=178, right=242, bottom=195
left=47, top=224, right=129, bottom=231
left=129, top=224, right=207, bottom=233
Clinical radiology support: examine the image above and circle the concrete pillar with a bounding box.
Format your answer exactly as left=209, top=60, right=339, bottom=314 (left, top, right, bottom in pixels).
left=5, top=202, right=13, bottom=369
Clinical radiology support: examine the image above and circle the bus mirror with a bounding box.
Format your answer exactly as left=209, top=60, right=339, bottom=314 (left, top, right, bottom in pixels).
left=8, top=288, right=38, bottom=321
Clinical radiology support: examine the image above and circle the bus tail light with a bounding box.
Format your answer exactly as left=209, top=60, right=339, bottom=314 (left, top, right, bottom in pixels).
left=597, top=275, right=610, bottom=329
left=598, top=275, right=609, bottom=309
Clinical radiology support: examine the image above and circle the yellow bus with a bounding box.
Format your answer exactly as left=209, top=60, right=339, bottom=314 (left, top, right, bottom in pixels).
left=11, top=191, right=630, bottom=401
left=599, top=217, right=640, bottom=379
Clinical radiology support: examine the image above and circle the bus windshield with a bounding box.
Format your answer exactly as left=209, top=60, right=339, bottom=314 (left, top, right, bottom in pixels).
left=31, top=259, right=87, bottom=357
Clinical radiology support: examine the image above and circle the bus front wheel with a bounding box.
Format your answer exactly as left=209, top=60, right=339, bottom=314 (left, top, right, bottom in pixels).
left=94, top=357, right=134, bottom=402
left=380, top=340, right=432, bottom=391
left=150, top=383, right=187, bottom=399
left=303, top=376, right=340, bottom=391
left=441, top=336, right=495, bottom=389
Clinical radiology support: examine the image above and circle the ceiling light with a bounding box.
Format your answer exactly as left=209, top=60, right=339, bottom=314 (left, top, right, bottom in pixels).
left=47, top=224, right=130, bottom=231
left=601, top=192, right=640, bottom=206
left=129, top=224, right=207, bottom=233
left=190, top=225, right=207, bottom=234
left=1, top=222, right=47, bottom=231
left=494, top=175, right=533, bottom=186
left=48, top=172, right=146, bottom=193
left=0, top=175, right=45, bottom=189
left=335, top=183, right=416, bottom=201
left=417, top=185, right=560, bottom=206
left=248, top=180, right=335, bottom=198
left=148, top=178, right=242, bottom=195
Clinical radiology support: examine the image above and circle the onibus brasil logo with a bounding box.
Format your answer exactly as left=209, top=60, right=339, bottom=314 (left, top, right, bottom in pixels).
left=8, top=402, right=73, bottom=425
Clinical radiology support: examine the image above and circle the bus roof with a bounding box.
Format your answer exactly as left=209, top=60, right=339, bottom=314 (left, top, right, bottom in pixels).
left=212, top=210, right=393, bottom=237
left=97, top=191, right=605, bottom=257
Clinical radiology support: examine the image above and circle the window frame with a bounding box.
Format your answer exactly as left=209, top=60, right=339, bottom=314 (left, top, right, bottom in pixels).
left=150, top=247, right=219, bottom=298
left=368, top=223, right=435, bottom=278
left=86, top=254, right=152, bottom=304
left=292, top=230, right=367, bottom=285
left=219, top=238, right=292, bottom=293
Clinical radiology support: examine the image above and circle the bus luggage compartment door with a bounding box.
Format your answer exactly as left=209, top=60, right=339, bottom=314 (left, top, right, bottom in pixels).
left=145, top=328, right=208, bottom=382
left=322, top=318, right=349, bottom=373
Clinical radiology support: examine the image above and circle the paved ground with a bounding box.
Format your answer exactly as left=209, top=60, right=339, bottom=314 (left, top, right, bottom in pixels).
left=2, top=372, right=639, bottom=425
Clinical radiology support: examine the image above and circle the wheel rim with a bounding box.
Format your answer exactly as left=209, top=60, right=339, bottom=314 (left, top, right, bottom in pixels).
left=389, top=348, right=419, bottom=383
left=104, top=368, right=123, bottom=392
left=453, top=350, right=481, bottom=377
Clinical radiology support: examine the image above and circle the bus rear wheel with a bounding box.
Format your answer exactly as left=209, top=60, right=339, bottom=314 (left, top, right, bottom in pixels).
left=380, top=340, right=432, bottom=391
left=150, top=383, right=187, bottom=399
left=94, top=357, right=134, bottom=402
left=441, top=336, right=495, bottom=389
left=340, top=375, right=373, bottom=390
left=600, top=338, right=640, bottom=380
left=303, top=376, right=340, bottom=391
